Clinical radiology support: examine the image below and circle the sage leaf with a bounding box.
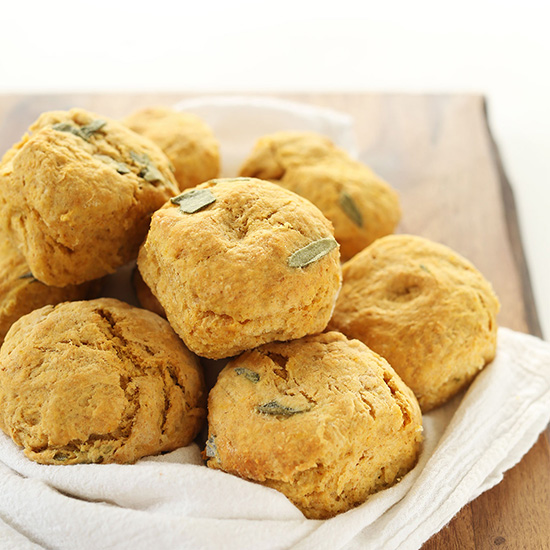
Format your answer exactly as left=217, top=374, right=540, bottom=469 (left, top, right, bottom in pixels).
left=52, top=122, right=85, bottom=139
left=130, top=151, right=165, bottom=184
left=80, top=119, right=106, bottom=139
left=115, top=163, right=131, bottom=175
left=52, top=119, right=106, bottom=141
left=235, top=367, right=260, bottom=383
left=255, top=401, right=307, bottom=417
left=95, top=154, right=131, bottom=174
left=339, top=190, right=363, bottom=227
left=130, top=151, right=150, bottom=165
left=288, top=237, right=338, bottom=268
left=140, top=164, right=164, bottom=183
left=205, top=435, right=217, bottom=458
left=171, top=189, right=216, bottom=214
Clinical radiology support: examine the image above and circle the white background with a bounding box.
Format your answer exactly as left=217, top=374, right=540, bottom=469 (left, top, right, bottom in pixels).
left=1, top=0, right=548, bottom=338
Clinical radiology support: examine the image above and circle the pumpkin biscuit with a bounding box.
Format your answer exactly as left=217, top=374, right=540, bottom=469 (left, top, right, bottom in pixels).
left=205, top=331, right=423, bottom=519
left=279, top=160, right=401, bottom=261
left=137, top=177, right=342, bottom=359
left=238, top=131, right=350, bottom=181
left=132, top=266, right=166, bottom=318
left=329, top=234, right=500, bottom=411
left=239, top=131, right=401, bottom=261
left=0, top=298, right=206, bottom=465
left=0, top=108, right=179, bottom=287
left=0, top=233, right=97, bottom=345
left=124, top=106, right=220, bottom=191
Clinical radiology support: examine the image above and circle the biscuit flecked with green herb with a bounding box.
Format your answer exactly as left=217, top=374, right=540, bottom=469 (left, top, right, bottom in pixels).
left=124, top=106, right=220, bottom=191
left=0, top=108, right=179, bottom=287
left=239, top=131, right=401, bottom=261
left=0, top=233, right=97, bottom=345
left=205, top=331, right=423, bottom=519
left=0, top=298, right=206, bottom=465
left=137, top=177, right=342, bottom=359
left=278, top=160, right=401, bottom=261
left=328, top=234, right=500, bottom=411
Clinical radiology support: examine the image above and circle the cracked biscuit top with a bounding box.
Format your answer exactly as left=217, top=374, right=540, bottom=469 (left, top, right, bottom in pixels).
left=205, top=331, right=423, bottom=519
left=124, top=106, right=220, bottom=191
left=0, top=298, right=206, bottom=465
left=137, top=177, right=342, bottom=359
left=0, top=108, right=179, bottom=287
left=329, top=234, right=500, bottom=411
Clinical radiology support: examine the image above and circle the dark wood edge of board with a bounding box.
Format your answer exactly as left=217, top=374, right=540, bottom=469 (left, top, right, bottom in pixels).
left=482, top=98, right=543, bottom=339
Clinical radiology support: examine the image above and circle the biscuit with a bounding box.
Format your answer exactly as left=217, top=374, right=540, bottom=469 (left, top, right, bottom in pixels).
left=0, top=298, right=206, bottom=465
left=0, top=233, right=96, bottom=345
left=0, top=108, right=179, bottom=287
left=239, top=131, right=349, bottom=180
left=205, top=331, right=423, bottom=519
left=279, top=160, right=401, bottom=261
left=239, top=131, right=401, bottom=261
left=124, top=106, right=220, bottom=191
left=329, top=234, right=500, bottom=411
left=132, top=266, right=166, bottom=318
left=137, top=177, right=342, bottom=359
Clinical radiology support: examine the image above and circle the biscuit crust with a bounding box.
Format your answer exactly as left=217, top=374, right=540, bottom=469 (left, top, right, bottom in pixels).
left=206, top=331, right=423, bottom=519
left=0, top=108, right=179, bottom=286
left=138, top=177, right=342, bottom=359
left=0, top=233, right=95, bottom=345
left=0, top=298, right=206, bottom=464
left=329, top=234, right=500, bottom=411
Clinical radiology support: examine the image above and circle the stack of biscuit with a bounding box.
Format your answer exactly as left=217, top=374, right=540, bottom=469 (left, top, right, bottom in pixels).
left=0, top=106, right=499, bottom=520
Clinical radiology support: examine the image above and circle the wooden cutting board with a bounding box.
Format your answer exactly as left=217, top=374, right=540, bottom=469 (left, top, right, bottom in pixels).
left=0, top=93, right=547, bottom=549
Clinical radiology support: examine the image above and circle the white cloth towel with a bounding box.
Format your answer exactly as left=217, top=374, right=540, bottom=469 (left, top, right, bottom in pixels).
left=1, top=98, right=549, bottom=550
left=1, top=328, right=549, bottom=550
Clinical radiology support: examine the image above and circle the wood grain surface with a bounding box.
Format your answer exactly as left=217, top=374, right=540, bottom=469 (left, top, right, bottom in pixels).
left=0, top=93, right=548, bottom=549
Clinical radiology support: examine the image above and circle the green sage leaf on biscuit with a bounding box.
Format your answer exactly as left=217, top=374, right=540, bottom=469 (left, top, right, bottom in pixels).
left=171, top=189, right=216, bottom=214
left=130, top=151, right=166, bottom=184
left=205, top=435, right=217, bottom=458
left=255, top=401, right=307, bottom=417
left=52, top=119, right=106, bottom=141
left=288, top=237, right=338, bottom=268
left=140, top=164, right=164, bottom=183
left=130, top=151, right=149, bottom=165
left=235, top=367, right=260, bottom=383
left=95, top=154, right=131, bottom=174
left=339, top=189, right=363, bottom=227
left=52, top=122, right=85, bottom=139
left=80, top=119, right=106, bottom=139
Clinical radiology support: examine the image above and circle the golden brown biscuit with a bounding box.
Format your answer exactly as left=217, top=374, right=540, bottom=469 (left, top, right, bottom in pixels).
left=0, top=233, right=97, bottom=345
left=132, top=266, right=166, bottom=318
left=329, top=234, right=500, bottom=411
left=0, top=298, right=206, bottom=465
left=138, top=177, right=342, bottom=359
left=239, top=131, right=401, bottom=261
left=239, top=131, right=350, bottom=181
left=279, top=160, right=401, bottom=261
left=124, top=106, right=220, bottom=191
left=205, top=331, right=423, bottom=519
left=0, top=108, right=179, bottom=287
